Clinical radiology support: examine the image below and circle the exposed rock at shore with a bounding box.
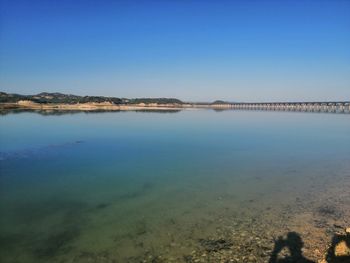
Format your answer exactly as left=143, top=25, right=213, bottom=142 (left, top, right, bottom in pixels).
left=334, top=240, right=350, bottom=257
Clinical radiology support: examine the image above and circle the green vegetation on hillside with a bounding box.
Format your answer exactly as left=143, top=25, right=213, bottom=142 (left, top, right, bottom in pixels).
left=128, top=98, right=183, bottom=104
left=0, top=92, right=183, bottom=105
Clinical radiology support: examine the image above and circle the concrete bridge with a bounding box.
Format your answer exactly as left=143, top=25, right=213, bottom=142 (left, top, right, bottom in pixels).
left=210, top=102, right=350, bottom=113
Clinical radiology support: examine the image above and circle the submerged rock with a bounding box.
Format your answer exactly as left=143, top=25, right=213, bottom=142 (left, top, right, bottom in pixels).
left=95, top=203, right=110, bottom=209
left=317, top=205, right=342, bottom=218
left=35, top=227, right=80, bottom=258
left=199, top=238, right=233, bottom=252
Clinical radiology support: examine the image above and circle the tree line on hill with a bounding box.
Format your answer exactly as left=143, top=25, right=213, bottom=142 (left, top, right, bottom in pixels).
left=0, top=92, right=184, bottom=105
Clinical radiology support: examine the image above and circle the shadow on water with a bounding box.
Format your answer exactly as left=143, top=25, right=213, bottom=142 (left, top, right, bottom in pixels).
left=325, top=232, right=350, bottom=263
left=269, top=232, right=314, bottom=263
left=269, top=232, right=350, bottom=263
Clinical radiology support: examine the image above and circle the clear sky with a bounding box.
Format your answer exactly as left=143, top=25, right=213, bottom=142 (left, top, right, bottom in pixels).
left=0, top=0, right=349, bottom=102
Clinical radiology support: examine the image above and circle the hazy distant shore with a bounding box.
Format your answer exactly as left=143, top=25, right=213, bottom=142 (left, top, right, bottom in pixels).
left=1, top=91, right=349, bottom=113
left=0, top=101, right=210, bottom=111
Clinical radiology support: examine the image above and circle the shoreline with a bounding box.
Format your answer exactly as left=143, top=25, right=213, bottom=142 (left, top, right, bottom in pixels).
left=1, top=101, right=349, bottom=114
left=0, top=102, right=194, bottom=111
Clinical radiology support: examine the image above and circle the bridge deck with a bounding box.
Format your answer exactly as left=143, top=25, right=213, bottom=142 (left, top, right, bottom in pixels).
left=210, top=102, right=350, bottom=113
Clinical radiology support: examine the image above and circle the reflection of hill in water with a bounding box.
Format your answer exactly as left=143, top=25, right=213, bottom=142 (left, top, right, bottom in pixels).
left=0, top=108, right=182, bottom=116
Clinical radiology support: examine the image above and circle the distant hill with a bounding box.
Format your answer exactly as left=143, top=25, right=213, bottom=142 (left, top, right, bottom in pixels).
left=0, top=92, right=183, bottom=105
left=128, top=98, right=183, bottom=104
left=211, top=100, right=231, bottom=104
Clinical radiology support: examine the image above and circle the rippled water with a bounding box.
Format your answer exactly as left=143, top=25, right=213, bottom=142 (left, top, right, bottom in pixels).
left=0, top=109, right=349, bottom=262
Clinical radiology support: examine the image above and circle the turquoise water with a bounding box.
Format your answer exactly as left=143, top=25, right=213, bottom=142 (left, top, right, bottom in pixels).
left=1, top=110, right=350, bottom=262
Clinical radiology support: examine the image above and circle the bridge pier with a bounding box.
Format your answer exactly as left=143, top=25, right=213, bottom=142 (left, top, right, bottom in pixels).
left=211, top=101, right=349, bottom=113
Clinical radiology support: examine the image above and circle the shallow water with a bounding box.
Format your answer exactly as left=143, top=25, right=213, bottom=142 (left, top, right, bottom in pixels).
left=0, top=109, right=349, bottom=262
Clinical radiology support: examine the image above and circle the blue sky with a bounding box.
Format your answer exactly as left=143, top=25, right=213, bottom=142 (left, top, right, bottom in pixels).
left=0, top=0, right=349, bottom=101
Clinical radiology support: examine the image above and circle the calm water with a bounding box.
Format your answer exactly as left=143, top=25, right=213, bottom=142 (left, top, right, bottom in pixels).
left=0, top=110, right=350, bottom=263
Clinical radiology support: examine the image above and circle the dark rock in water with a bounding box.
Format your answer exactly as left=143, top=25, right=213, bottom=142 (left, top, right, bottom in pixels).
left=314, top=219, right=328, bottom=228
left=96, top=203, right=109, bottom=209
left=35, top=227, right=80, bottom=258
left=318, top=205, right=336, bottom=215
left=135, top=220, right=148, bottom=236
left=317, top=205, right=342, bottom=218
left=142, top=182, right=153, bottom=190
left=0, top=233, right=23, bottom=252
left=199, top=238, right=233, bottom=252
left=15, top=199, right=88, bottom=224
left=334, top=224, right=344, bottom=230
left=73, top=250, right=113, bottom=263
left=183, top=255, right=194, bottom=262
